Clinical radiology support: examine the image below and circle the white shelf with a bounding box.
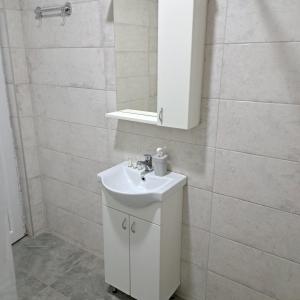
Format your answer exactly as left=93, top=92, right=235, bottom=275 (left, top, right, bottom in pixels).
left=106, top=109, right=158, bottom=125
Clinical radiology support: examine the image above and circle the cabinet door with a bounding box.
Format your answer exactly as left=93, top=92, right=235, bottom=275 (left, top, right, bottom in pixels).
left=130, top=217, right=161, bottom=300
left=103, top=206, right=130, bottom=294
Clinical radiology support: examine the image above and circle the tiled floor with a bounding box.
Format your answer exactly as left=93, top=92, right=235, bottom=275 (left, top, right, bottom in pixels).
left=13, top=233, right=182, bottom=300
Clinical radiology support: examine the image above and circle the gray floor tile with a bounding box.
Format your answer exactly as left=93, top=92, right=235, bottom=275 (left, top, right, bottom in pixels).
left=13, top=233, right=183, bottom=300
left=16, top=273, right=47, bottom=300
left=32, top=287, right=70, bottom=300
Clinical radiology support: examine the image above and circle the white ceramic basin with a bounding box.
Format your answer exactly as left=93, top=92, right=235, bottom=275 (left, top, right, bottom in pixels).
left=97, top=162, right=186, bottom=207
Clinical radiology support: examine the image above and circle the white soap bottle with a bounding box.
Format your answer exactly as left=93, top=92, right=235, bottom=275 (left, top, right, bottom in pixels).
left=153, top=147, right=168, bottom=176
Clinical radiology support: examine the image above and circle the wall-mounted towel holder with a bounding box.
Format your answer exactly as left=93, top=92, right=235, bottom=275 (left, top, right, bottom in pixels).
left=34, top=2, right=72, bottom=26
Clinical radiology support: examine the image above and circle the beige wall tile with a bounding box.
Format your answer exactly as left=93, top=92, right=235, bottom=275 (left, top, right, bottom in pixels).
left=217, top=100, right=300, bottom=161
left=11, top=48, right=29, bottom=84
left=28, top=48, right=105, bottom=89
left=226, top=0, right=300, bottom=43
left=207, top=272, right=275, bottom=300
left=221, top=43, right=300, bottom=104
left=214, top=149, right=300, bottom=215
left=23, top=1, right=104, bottom=48
left=5, top=10, right=23, bottom=48
left=182, top=186, right=211, bottom=230
left=178, top=261, right=206, bottom=300
left=212, top=193, right=300, bottom=264
left=206, top=0, right=227, bottom=44
left=209, top=235, right=300, bottom=300
left=181, top=224, right=210, bottom=268
left=114, top=0, right=150, bottom=26
left=202, top=45, right=223, bottom=98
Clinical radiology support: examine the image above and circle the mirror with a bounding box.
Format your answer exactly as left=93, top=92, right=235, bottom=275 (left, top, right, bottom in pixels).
left=109, top=0, right=207, bottom=130
left=114, top=0, right=158, bottom=113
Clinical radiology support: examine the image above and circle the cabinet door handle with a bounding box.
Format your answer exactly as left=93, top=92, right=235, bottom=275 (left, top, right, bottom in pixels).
left=131, top=221, right=136, bottom=234
left=122, top=218, right=127, bottom=230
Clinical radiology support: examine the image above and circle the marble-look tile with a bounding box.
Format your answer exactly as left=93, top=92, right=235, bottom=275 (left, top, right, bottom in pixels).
left=115, top=24, right=148, bottom=51
left=181, top=224, right=210, bottom=269
left=2, top=48, right=13, bottom=83
left=214, top=149, right=300, bottom=215
left=81, top=222, right=104, bottom=255
left=32, top=287, right=70, bottom=300
left=221, top=43, right=300, bottom=104
left=217, top=100, right=300, bottom=161
left=202, top=45, right=223, bottom=99
left=4, top=0, right=20, bottom=9
left=40, top=148, right=71, bottom=183
left=31, top=202, right=46, bottom=234
left=114, top=0, right=150, bottom=26
left=177, top=261, right=206, bottom=300
left=16, top=272, right=47, bottom=300
left=212, top=193, right=300, bottom=264
left=6, top=83, right=17, bottom=117
left=19, top=117, right=36, bottom=147
left=39, top=119, right=70, bottom=153
left=167, top=141, right=215, bottom=191
left=11, top=48, right=29, bottom=84
left=23, top=146, right=40, bottom=178
left=116, top=52, right=148, bottom=77
left=117, top=76, right=149, bottom=103
left=206, top=272, right=275, bottom=300
left=46, top=206, right=101, bottom=254
left=43, top=177, right=101, bottom=224
left=68, top=123, right=108, bottom=162
left=5, top=10, right=24, bottom=48
left=50, top=264, right=105, bottom=298
left=23, top=1, right=103, bottom=48
left=226, top=0, right=300, bottom=43
left=15, top=84, right=33, bottom=117
left=0, top=9, right=8, bottom=47
left=14, top=233, right=85, bottom=286
left=28, top=176, right=43, bottom=206
left=206, top=0, right=227, bottom=44
left=104, top=47, right=116, bottom=91
left=69, top=155, right=106, bottom=194
left=101, top=0, right=115, bottom=47
left=182, top=186, right=212, bottom=231
left=28, top=48, right=105, bottom=89
left=32, top=84, right=107, bottom=128
left=209, top=235, right=300, bottom=300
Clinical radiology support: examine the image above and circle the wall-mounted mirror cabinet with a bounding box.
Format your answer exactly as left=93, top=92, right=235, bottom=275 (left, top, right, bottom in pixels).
left=106, top=0, right=208, bottom=130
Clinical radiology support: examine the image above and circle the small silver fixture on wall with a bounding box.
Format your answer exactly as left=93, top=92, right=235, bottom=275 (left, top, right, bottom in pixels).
left=34, top=2, right=72, bottom=26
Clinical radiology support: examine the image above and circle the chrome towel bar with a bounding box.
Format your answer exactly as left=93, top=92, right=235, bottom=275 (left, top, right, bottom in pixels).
left=34, top=2, right=72, bottom=25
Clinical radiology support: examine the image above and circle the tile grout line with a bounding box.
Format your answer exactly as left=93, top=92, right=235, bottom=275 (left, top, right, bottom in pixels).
left=204, top=0, right=230, bottom=298
left=208, top=270, right=279, bottom=300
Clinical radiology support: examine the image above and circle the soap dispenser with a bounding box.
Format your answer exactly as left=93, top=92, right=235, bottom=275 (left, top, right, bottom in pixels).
left=153, top=147, right=168, bottom=176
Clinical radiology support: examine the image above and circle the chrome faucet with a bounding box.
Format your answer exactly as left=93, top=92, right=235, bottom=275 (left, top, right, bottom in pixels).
left=137, top=154, right=153, bottom=179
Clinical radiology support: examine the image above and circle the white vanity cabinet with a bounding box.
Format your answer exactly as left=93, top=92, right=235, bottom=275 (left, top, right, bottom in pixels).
left=102, top=190, right=184, bottom=300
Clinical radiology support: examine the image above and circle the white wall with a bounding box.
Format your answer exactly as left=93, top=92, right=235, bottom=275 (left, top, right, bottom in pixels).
left=14, top=0, right=300, bottom=299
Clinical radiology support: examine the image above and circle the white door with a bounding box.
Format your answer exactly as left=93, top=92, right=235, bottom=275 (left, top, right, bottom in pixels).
left=0, top=48, right=25, bottom=244
left=130, top=216, right=160, bottom=300
left=103, top=206, right=130, bottom=294
left=0, top=147, right=18, bottom=299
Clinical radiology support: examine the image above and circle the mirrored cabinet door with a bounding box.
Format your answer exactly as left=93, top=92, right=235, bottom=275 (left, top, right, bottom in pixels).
left=107, top=0, right=208, bottom=130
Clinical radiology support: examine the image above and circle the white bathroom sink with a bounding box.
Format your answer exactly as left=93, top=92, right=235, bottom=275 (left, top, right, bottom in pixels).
left=97, top=162, right=186, bottom=208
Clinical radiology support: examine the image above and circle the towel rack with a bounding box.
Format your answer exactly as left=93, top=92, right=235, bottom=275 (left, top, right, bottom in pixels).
left=34, top=2, right=72, bottom=25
